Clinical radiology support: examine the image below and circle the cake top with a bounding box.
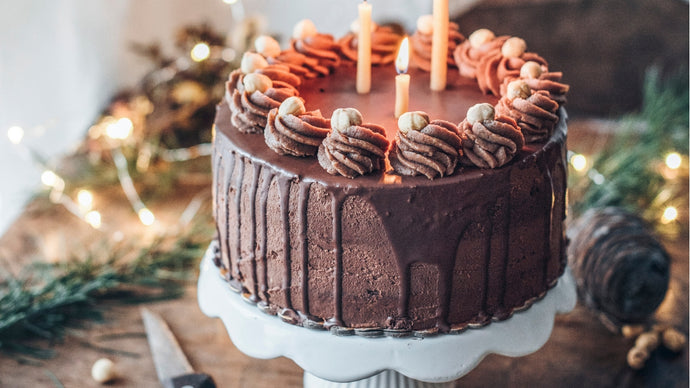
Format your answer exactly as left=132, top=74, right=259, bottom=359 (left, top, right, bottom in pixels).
left=223, top=20, right=569, bottom=180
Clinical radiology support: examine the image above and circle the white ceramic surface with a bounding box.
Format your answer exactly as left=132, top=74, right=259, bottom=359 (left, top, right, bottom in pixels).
left=198, top=242, right=577, bottom=385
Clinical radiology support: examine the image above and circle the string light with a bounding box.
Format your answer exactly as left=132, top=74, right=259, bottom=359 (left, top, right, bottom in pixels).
left=661, top=206, right=679, bottom=224
left=106, top=118, right=134, bottom=140
left=41, top=170, right=59, bottom=187
left=190, top=43, right=211, bottom=62
left=138, top=208, right=156, bottom=226
left=77, top=189, right=94, bottom=211
left=222, top=0, right=239, bottom=4
left=665, top=152, right=682, bottom=170
left=570, top=153, right=588, bottom=172
left=7, top=126, right=24, bottom=144
left=84, top=210, right=102, bottom=229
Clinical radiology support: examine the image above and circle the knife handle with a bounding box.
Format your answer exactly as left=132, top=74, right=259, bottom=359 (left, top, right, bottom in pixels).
left=166, top=373, right=216, bottom=388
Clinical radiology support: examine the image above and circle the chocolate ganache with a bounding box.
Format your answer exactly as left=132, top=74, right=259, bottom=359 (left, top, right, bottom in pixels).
left=212, top=64, right=567, bottom=336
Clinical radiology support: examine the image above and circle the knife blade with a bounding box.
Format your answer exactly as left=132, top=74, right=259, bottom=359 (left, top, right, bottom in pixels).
left=141, top=308, right=216, bottom=388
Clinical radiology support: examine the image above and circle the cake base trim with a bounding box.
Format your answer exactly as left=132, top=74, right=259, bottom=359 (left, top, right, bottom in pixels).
left=198, top=241, right=577, bottom=383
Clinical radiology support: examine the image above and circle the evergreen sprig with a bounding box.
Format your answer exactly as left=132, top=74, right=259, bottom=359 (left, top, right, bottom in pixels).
left=0, top=219, right=213, bottom=359
left=570, top=67, right=689, bottom=233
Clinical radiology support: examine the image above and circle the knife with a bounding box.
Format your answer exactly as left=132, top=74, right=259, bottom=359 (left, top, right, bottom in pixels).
left=141, top=308, right=216, bottom=388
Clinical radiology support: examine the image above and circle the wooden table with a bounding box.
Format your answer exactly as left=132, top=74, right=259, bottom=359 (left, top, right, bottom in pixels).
left=0, top=119, right=687, bottom=387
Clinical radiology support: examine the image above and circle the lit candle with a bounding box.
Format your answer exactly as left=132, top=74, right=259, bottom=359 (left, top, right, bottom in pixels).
left=356, top=0, right=372, bottom=94
left=395, top=37, right=410, bottom=118
left=430, top=0, right=449, bottom=91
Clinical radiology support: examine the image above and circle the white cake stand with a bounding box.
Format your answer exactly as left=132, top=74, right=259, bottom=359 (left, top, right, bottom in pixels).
left=197, top=242, right=577, bottom=387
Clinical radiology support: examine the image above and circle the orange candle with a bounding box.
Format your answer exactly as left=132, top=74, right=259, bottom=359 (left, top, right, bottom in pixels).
left=395, top=37, right=410, bottom=118
left=430, top=0, right=448, bottom=91
left=356, top=0, right=372, bottom=94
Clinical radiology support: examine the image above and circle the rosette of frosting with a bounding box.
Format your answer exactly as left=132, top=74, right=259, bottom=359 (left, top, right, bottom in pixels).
left=264, top=97, right=331, bottom=157
left=254, top=35, right=323, bottom=79
left=499, top=61, right=570, bottom=105
left=495, top=80, right=559, bottom=143
left=338, top=21, right=403, bottom=66
left=288, top=19, right=341, bottom=75
left=317, top=108, right=390, bottom=178
left=410, top=15, right=465, bottom=72
left=476, top=37, right=548, bottom=96
left=389, top=112, right=462, bottom=179
left=453, top=29, right=508, bottom=79
left=458, top=103, right=525, bottom=169
left=227, top=72, right=298, bottom=134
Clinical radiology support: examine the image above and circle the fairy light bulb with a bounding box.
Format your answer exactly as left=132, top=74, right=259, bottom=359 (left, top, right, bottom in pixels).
left=77, top=189, right=94, bottom=211
left=41, top=170, right=59, bottom=187
left=85, top=210, right=102, bottom=229
left=7, top=126, right=24, bottom=144
left=106, top=118, right=133, bottom=140
left=138, top=208, right=155, bottom=226
left=665, top=152, right=682, bottom=170
left=222, top=0, right=239, bottom=4
left=190, top=43, right=211, bottom=62
left=661, top=206, right=678, bottom=224
left=570, top=153, right=587, bottom=172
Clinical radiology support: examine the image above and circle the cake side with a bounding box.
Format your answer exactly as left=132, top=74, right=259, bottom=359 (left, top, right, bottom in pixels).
left=212, top=99, right=567, bottom=335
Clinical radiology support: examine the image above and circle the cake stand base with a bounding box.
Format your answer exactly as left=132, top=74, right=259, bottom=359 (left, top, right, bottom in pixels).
left=198, top=242, right=576, bottom=387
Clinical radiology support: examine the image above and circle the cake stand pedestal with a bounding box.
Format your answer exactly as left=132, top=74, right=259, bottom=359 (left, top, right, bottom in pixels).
left=198, top=242, right=577, bottom=387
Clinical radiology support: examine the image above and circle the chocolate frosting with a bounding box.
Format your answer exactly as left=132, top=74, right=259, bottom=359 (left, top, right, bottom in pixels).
left=477, top=50, right=548, bottom=96
left=453, top=36, right=509, bottom=79
left=459, top=115, right=525, bottom=168
left=496, top=90, right=559, bottom=143
left=226, top=70, right=299, bottom=134
left=255, top=63, right=302, bottom=92
left=289, top=33, right=341, bottom=75
left=389, top=120, right=462, bottom=179
left=264, top=108, right=331, bottom=157
left=500, top=71, right=570, bottom=105
left=268, top=51, right=322, bottom=79
left=338, top=25, right=404, bottom=66
left=410, top=22, right=465, bottom=72
left=317, top=122, right=389, bottom=178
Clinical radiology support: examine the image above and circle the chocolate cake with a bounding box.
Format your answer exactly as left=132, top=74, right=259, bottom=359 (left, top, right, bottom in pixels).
left=211, top=26, right=569, bottom=336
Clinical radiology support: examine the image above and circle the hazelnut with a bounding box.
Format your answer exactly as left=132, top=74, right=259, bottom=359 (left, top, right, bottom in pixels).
left=398, top=111, right=429, bottom=134
left=469, top=28, right=495, bottom=49
left=242, top=73, right=273, bottom=93
left=661, top=327, right=687, bottom=353
left=635, top=331, right=660, bottom=351
left=627, top=346, right=649, bottom=370
left=466, top=103, right=495, bottom=124
left=278, top=97, right=306, bottom=117
left=240, top=52, right=269, bottom=74
left=254, top=35, right=281, bottom=58
left=350, top=19, right=377, bottom=34
left=416, top=15, right=434, bottom=35
left=331, top=108, right=363, bottom=132
left=621, top=324, right=646, bottom=339
left=506, top=80, right=531, bottom=101
left=293, top=19, right=318, bottom=40
left=520, top=61, right=543, bottom=79
left=91, top=358, right=117, bottom=384
left=501, top=37, right=527, bottom=58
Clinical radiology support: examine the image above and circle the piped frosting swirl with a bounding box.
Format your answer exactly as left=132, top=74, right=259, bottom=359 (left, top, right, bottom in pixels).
left=495, top=80, right=559, bottom=143
left=317, top=108, right=389, bottom=178
left=410, top=16, right=464, bottom=72
left=459, top=103, right=525, bottom=169
left=476, top=37, right=548, bottom=96
left=454, top=29, right=508, bottom=79
left=500, top=61, right=570, bottom=105
left=264, top=96, right=331, bottom=156
left=289, top=19, right=341, bottom=75
left=389, top=112, right=463, bottom=179
left=338, top=23, right=404, bottom=66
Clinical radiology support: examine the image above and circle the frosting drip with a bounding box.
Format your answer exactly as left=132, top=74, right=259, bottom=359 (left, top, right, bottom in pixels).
left=290, top=33, right=341, bottom=75
left=389, top=120, right=462, bottom=179
left=264, top=108, right=331, bottom=156
left=496, top=90, right=560, bottom=143
left=453, top=36, right=508, bottom=79
left=317, top=123, right=389, bottom=178
left=338, top=25, right=404, bottom=66
left=459, top=115, right=525, bottom=169
left=410, top=22, right=465, bottom=72
left=226, top=70, right=299, bottom=134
